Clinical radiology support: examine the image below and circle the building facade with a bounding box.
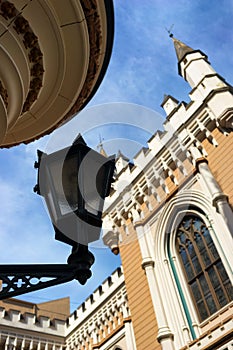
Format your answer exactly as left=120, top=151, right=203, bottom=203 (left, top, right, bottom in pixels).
left=0, top=267, right=134, bottom=350
left=0, top=37, right=232, bottom=350
left=103, top=36, right=233, bottom=350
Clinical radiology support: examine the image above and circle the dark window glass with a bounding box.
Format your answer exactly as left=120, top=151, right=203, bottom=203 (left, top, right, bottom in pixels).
left=176, top=214, right=233, bottom=322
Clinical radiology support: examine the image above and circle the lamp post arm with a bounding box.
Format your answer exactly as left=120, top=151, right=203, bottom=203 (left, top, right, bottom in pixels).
left=0, top=264, right=76, bottom=300
left=0, top=246, right=95, bottom=300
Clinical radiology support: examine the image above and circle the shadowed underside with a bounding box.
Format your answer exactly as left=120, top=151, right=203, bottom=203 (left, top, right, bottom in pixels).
left=0, top=0, right=114, bottom=147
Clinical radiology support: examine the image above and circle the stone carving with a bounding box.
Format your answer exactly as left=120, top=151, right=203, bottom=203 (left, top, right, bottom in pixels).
left=0, top=80, right=8, bottom=108
left=68, top=0, right=102, bottom=116
left=0, top=1, right=17, bottom=20
left=0, top=2, right=44, bottom=113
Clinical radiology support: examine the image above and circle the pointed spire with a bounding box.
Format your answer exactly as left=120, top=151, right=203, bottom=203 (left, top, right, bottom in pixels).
left=99, top=145, right=108, bottom=157
left=170, top=34, right=194, bottom=62
left=115, top=150, right=130, bottom=174
left=116, top=150, right=129, bottom=162
left=97, top=135, right=108, bottom=157
left=169, top=33, right=209, bottom=80
left=161, top=94, right=179, bottom=116
left=160, top=94, right=179, bottom=108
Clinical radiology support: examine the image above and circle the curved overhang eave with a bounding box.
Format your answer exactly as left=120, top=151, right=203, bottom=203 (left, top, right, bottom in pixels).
left=0, top=0, right=114, bottom=148
left=37, top=0, right=115, bottom=140
left=80, top=0, right=114, bottom=111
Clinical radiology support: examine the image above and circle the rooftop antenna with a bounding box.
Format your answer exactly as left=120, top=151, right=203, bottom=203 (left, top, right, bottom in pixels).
left=165, top=24, right=174, bottom=37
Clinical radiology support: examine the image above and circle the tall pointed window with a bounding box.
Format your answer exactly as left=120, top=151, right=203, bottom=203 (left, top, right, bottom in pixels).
left=176, top=214, right=233, bottom=322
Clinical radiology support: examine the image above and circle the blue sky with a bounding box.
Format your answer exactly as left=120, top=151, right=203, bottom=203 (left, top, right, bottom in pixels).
left=0, top=0, right=233, bottom=313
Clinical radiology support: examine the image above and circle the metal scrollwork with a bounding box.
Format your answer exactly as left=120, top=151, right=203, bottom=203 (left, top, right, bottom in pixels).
left=0, top=245, right=95, bottom=300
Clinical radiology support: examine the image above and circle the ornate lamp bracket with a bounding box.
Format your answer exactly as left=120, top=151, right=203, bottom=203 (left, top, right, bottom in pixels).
left=0, top=245, right=94, bottom=300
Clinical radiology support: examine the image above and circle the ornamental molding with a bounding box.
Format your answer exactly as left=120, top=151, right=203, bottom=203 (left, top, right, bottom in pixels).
left=141, top=257, right=155, bottom=270
left=0, top=0, right=44, bottom=113
left=105, top=102, right=230, bottom=232
left=0, top=331, right=65, bottom=350
left=217, top=107, right=233, bottom=130
left=66, top=267, right=125, bottom=334
left=179, top=307, right=233, bottom=350
left=0, top=307, right=65, bottom=336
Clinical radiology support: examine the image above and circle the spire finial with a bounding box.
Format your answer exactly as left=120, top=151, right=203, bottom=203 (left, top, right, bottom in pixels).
left=170, top=35, right=195, bottom=65
left=97, top=134, right=104, bottom=149
left=165, top=24, right=174, bottom=38
left=97, top=134, right=108, bottom=157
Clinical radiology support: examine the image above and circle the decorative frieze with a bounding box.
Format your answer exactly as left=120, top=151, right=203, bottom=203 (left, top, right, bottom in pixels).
left=0, top=80, right=8, bottom=108
left=104, top=102, right=229, bottom=236
left=0, top=331, right=65, bottom=350
left=65, top=267, right=128, bottom=349
left=0, top=0, right=44, bottom=113
left=68, top=0, right=103, bottom=117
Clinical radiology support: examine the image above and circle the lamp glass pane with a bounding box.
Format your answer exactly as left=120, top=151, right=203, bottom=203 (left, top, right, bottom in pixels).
left=79, top=151, right=106, bottom=216
left=47, top=155, right=77, bottom=216
left=62, top=154, right=78, bottom=213
left=40, top=163, right=59, bottom=222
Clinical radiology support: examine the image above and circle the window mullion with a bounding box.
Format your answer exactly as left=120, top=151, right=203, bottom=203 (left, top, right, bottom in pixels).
left=213, top=264, right=228, bottom=307
left=175, top=214, right=233, bottom=322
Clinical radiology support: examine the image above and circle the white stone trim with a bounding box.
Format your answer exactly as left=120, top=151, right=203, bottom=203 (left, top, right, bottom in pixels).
left=154, top=189, right=233, bottom=349
left=134, top=223, right=175, bottom=349
left=99, top=327, right=125, bottom=349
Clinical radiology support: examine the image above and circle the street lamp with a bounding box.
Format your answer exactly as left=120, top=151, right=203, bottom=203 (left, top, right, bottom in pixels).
left=0, top=135, right=115, bottom=300
left=35, top=134, right=115, bottom=246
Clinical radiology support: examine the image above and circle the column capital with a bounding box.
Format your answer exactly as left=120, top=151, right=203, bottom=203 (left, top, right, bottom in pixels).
left=102, top=229, right=120, bottom=255
left=157, top=326, right=174, bottom=343
left=141, top=257, right=155, bottom=270
left=195, top=156, right=208, bottom=166
left=212, top=193, right=229, bottom=207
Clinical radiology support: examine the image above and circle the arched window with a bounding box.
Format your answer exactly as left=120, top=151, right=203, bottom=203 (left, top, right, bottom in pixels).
left=176, top=214, right=233, bottom=322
